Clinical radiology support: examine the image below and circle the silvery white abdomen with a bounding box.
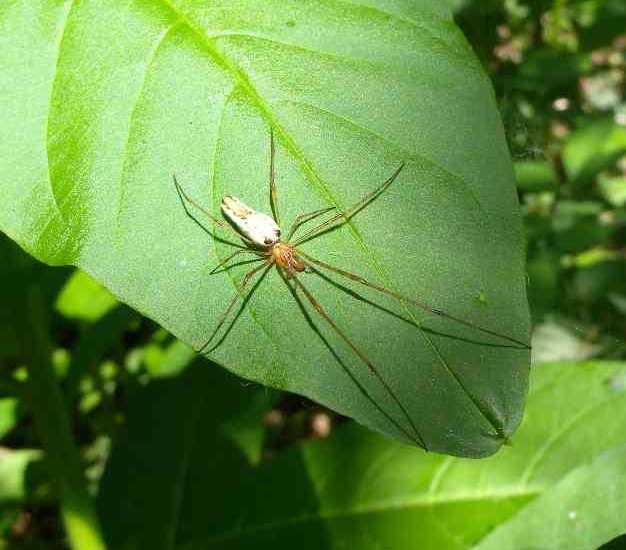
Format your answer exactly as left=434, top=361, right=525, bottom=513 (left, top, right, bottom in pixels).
left=221, top=196, right=281, bottom=247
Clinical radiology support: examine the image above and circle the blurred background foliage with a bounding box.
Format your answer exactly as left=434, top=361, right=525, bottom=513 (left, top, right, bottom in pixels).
left=1, top=0, right=626, bottom=548
left=458, top=0, right=626, bottom=364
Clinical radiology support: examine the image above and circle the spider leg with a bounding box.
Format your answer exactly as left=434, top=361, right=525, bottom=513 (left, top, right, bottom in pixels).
left=298, top=251, right=530, bottom=350
left=297, top=254, right=513, bottom=439
left=286, top=206, right=337, bottom=241
left=289, top=274, right=427, bottom=449
left=269, top=127, right=280, bottom=226
left=173, top=174, right=253, bottom=248
left=293, top=163, right=405, bottom=246
left=210, top=249, right=264, bottom=275
left=280, top=270, right=424, bottom=448
left=198, top=262, right=271, bottom=354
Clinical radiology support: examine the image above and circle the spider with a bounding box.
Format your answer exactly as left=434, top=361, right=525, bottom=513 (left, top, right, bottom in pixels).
left=173, top=129, right=529, bottom=449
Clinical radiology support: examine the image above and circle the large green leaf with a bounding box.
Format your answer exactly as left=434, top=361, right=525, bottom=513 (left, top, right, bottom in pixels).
left=99, top=361, right=626, bottom=549
left=0, top=0, right=529, bottom=455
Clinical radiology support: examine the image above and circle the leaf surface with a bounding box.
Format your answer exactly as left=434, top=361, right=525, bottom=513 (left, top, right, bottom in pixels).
left=0, top=0, right=529, bottom=455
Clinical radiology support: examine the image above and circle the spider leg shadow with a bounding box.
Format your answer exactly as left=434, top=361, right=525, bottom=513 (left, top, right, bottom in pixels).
left=204, top=265, right=272, bottom=354
left=210, top=258, right=265, bottom=275
left=278, top=269, right=425, bottom=449
left=308, top=267, right=527, bottom=350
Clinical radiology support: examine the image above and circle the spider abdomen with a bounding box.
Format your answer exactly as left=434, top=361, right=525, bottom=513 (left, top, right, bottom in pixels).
left=221, top=196, right=281, bottom=246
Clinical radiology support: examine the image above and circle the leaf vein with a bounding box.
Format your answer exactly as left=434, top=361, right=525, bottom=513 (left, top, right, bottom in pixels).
left=114, top=21, right=177, bottom=243
left=205, top=489, right=540, bottom=546
left=44, top=0, right=75, bottom=222
left=279, top=99, right=487, bottom=218
left=211, top=31, right=401, bottom=71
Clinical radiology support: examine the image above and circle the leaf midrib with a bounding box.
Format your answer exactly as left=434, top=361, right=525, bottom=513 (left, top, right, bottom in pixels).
left=202, top=488, right=540, bottom=546
left=37, top=0, right=75, bottom=255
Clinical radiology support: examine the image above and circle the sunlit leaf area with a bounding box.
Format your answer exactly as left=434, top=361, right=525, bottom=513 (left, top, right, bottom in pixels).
left=1, top=1, right=626, bottom=549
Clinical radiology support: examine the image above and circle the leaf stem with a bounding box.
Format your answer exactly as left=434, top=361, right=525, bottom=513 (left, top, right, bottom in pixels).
left=18, top=285, right=107, bottom=550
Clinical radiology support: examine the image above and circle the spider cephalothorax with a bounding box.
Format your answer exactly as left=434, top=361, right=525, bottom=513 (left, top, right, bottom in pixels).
left=269, top=241, right=305, bottom=273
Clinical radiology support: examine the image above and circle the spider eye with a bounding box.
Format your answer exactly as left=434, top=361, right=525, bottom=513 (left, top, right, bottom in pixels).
left=264, top=237, right=272, bottom=245
left=276, top=230, right=281, bottom=237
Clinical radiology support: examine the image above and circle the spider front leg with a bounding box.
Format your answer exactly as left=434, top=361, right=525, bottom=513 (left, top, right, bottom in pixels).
left=293, top=163, right=405, bottom=245
left=266, top=129, right=337, bottom=240
left=269, top=128, right=281, bottom=226
left=286, top=206, right=337, bottom=241
left=173, top=175, right=254, bottom=249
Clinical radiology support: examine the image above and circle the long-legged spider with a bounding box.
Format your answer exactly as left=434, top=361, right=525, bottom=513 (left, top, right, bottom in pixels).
left=173, top=129, right=529, bottom=449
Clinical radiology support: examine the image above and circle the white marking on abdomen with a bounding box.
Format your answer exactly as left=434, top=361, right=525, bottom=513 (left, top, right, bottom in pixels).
left=221, top=196, right=281, bottom=247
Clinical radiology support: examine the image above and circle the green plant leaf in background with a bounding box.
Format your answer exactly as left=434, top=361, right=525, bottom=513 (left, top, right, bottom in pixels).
left=562, top=117, right=626, bottom=188
left=97, top=360, right=275, bottom=550
left=514, top=159, right=558, bottom=193
left=0, top=399, right=18, bottom=441
left=0, top=449, right=43, bottom=507
left=474, top=443, right=626, bottom=550
left=0, top=0, right=530, bottom=456
left=99, top=361, right=626, bottom=550
left=55, top=270, right=120, bottom=323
